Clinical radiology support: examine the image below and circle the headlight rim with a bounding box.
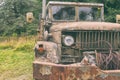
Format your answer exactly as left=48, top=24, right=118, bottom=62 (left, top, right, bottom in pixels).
left=63, top=35, right=74, bottom=46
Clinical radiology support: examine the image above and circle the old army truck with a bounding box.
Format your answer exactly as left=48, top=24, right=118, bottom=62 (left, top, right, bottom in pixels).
left=33, top=1, right=120, bottom=80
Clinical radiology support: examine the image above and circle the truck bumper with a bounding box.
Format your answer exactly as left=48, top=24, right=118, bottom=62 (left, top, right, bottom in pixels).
left=33, top=61, right=120, bottom=80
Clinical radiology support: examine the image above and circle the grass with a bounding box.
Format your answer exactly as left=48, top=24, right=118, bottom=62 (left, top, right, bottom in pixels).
left=0, top=36, right=36, bottom=80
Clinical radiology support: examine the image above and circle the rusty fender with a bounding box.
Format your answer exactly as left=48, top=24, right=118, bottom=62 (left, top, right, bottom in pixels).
left=34, top=41, right=59, bottom=63
left=33, top=61, right=120, bottom=80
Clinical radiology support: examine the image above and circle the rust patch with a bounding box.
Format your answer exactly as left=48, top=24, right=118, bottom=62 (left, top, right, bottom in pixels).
left=33, top=61, right=120, bottom=80
left=39, top=65, right=52, bottom=75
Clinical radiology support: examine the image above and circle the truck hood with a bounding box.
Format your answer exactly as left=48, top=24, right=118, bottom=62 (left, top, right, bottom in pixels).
left=50, top=22, right=120, bottom=32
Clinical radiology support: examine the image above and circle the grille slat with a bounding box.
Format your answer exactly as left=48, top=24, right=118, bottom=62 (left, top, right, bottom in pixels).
left=104, top=32, right=106, bottom=48
left=98, top=31, right=100, bottom=48
left=118, top=32, right=119, bottom=47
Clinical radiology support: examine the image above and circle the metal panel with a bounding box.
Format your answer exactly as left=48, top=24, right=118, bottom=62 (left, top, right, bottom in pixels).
left=33, top=61, right=120, bottom=80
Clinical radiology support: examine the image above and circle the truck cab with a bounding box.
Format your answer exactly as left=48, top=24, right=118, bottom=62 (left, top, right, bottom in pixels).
left=33, top=1, right=120, bottom=80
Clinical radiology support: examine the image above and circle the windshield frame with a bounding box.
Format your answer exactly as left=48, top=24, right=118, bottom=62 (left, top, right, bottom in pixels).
left=46, top=1, right=104, bottom=22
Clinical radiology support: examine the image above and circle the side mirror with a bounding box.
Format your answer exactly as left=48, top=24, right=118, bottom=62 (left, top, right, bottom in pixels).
left=26, top=12, right=34, bottom=23
left=116, top=15, right=120, bottom=23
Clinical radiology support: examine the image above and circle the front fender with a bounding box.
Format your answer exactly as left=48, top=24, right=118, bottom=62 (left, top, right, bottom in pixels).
left=34, top=41, right=59, bottom=63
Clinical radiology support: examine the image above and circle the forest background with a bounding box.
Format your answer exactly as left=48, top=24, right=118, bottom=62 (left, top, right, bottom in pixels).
left=0, top=0, right=120, bottom=37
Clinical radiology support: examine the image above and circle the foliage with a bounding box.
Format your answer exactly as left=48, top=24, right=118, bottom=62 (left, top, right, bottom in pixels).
left=0, top=0, right=120, bottom=36
left=0, top=36, right=35, bottom=80
left=0, top=0, right=40, bottom=36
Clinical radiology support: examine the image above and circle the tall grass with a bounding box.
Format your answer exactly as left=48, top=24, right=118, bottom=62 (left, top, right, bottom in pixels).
left=0, top=36, right=36, bottom=80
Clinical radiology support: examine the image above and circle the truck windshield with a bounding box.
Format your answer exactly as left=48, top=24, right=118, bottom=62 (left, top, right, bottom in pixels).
left=52, top=6, right=75, bottom=20
left=51, top=5, right=102, bottom=21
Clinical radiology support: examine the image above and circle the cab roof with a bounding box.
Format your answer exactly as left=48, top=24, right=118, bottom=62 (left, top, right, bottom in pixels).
left=47, top=1, right=104, bottom=7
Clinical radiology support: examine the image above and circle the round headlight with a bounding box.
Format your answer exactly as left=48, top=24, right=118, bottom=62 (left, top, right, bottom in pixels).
left=63, top=35, right=74, bottom=46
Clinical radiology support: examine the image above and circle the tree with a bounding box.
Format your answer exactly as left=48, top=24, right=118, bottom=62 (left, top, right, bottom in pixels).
left=0, top=0, right=120, bottom=36
left=0, top=0, right=40, bottom=36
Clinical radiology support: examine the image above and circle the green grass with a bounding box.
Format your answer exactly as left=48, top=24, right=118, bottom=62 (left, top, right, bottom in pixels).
left=0, top=37, right=35, bottom=80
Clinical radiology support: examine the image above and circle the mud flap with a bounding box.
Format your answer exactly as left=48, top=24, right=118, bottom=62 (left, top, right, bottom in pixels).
left=33, top=61, right=120, bottom=80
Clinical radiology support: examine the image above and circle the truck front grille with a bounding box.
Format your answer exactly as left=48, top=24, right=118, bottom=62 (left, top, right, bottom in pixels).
left=61, top=30, right=120, bottom=69
left=62, top=30, right=120, bottom=50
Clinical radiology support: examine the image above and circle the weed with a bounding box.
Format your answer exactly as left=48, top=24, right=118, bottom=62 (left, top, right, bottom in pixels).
left=0, top=36, right=35, bottom=80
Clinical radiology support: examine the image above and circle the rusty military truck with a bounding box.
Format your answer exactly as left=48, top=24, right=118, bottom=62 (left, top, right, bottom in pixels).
left=33, top=0, right=120, bottom=80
